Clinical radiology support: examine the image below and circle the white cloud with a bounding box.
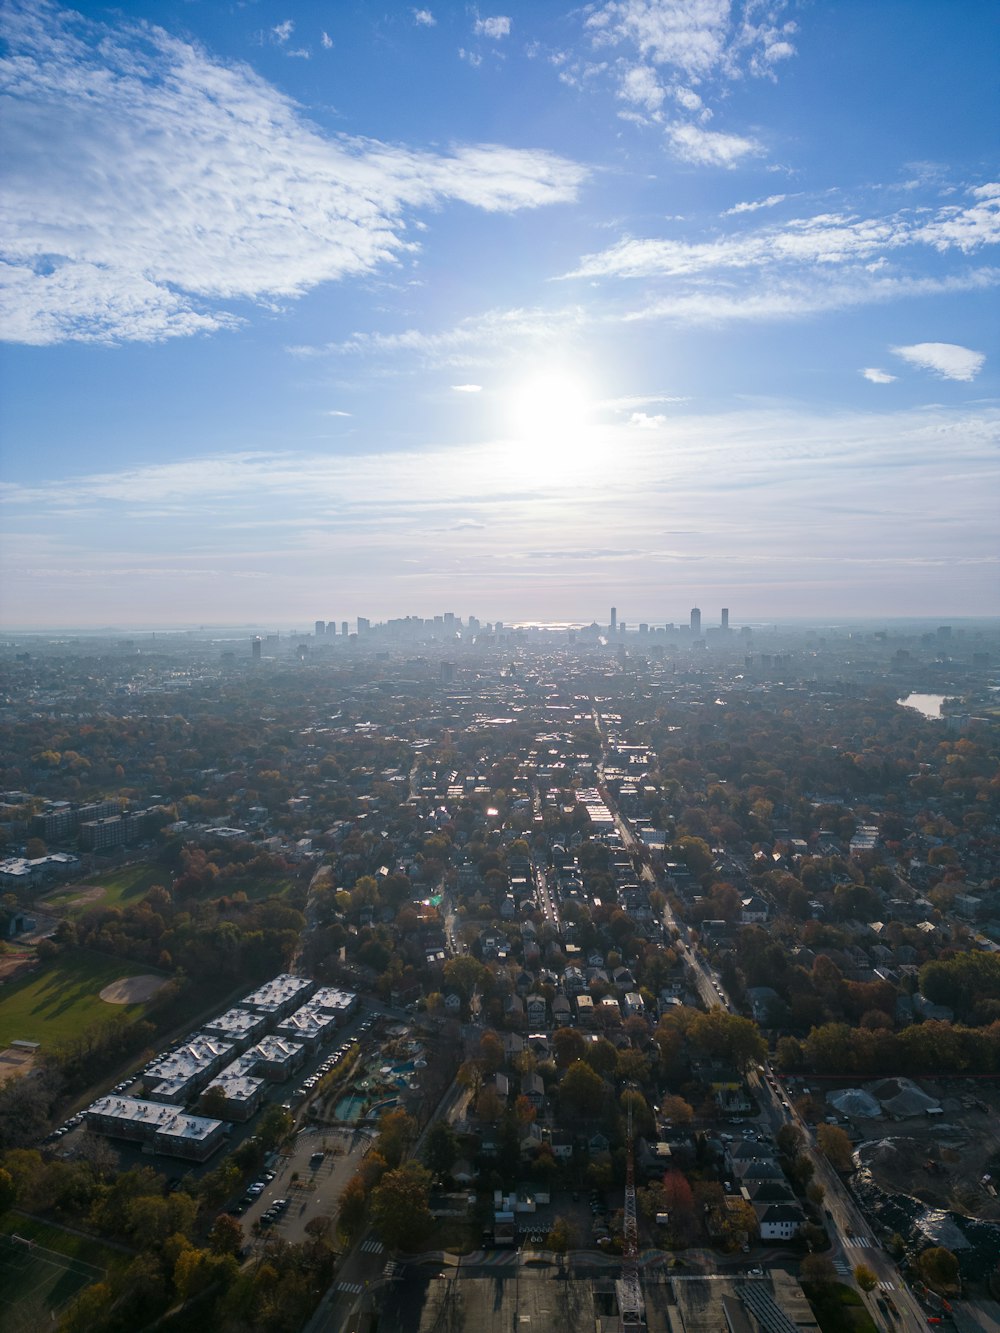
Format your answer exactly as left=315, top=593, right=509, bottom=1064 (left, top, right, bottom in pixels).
left=271, top=20, right=294, bottom=45
left=629, top=411, right=666, bottom=428
left=861, top=368, right=897, bottom=384
left=413, top=9, right=436, bottom=26
left=619, top=64, right=665, bottom=112
left=667, top=123, right=761, bottom=167
left=296, top=304, right=588, bottom=365
left=459, top=48, right=483, bottom=67
left=475, top=16, right=511, bottom=40
left=321, top=31, right=333, bottom=49
left=325, top=409, right=352, bottom=416
left=891, top=342, right=986, bottom=382
left=0, top=3, right=586, bottom=345
left=566, top=186, right=1000, bottom=280
left=452, top=383, right=482, bottom=392
left=724, top=194, right=787, bottom=216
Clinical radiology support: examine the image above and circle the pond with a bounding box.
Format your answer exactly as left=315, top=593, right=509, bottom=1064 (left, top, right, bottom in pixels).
left=898, top=692, right=949, bottom=720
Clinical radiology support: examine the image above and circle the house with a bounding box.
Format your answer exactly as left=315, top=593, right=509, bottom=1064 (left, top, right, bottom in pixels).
left=740, top=894, right=770, bottom=924
left=443, top=992, right=462, bottom=1014
left=521, top=1072, right=545, bottom=1110
left=526, top=993, right=547, bottom=1027
left=755, top=1201, right=806, bottom=1241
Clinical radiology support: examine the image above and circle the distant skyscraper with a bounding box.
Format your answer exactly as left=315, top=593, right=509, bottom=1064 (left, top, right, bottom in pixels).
left=690, top=607, right=701, bottom=635
left=251, top=636, right=262, bottom=660
left=611, top=606, right=617, bottom=635
left=721, top=607, right=729, bottom=630
left=341, top=621, right=348, bottom=637
left=314, top=620, right=325, bottom=637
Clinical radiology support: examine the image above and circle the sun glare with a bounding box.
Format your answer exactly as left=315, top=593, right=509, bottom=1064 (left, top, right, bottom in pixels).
left=505, top=368, right=598, bottom=478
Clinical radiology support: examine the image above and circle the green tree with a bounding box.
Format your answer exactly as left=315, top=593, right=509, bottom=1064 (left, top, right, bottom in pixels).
left=854, top=1263, right=878, bottom=1292
left=558, top=1059, right=607, bottom=1123
left=919, top=1245, right=961, bottom=1292
left=370, top=1161, right=433, bottom=1251
left=0, top=1167, right=15, bottom=1215
left=545, top=1216, right=579, bottom=1253
left=377, top=1108, right=417, bottom=1169
left=257, top=1104, right=294, bottom=1151
left=800, top=1253, right=837, bottom=1288
left=424, top=1120, right=458, bottom=1179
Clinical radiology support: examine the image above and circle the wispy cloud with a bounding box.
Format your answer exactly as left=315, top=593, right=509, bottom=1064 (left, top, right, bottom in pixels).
left=413, top=9, right=436, bottom=27
left=0, top=2, right=586, bottom=345
left=474, top=16, right=511, bottom=40
left=293, top=305, right=589, bottom=366
left=567, top=186, right=1000, bottom=281
left=724, top=194, right=787, bottom=216
left=452, top=383, right=483, bottom=392
left=861, top=368, right=896, bottom=384
left=892, top=342, right=985, bottom=382
left=271, top=20, right=294, bottom=45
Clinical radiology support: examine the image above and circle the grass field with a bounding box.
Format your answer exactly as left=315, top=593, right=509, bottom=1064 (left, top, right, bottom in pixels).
left=42, top=861, right=169, bottom=915
left=0, top=1216, right=123, bottom=1329
left=43, top=860, right=295, bottom=916
left=0, top=950, right=160, bottom=1048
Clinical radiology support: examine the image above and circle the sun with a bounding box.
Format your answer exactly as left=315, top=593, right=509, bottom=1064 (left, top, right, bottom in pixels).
left=504, top=367, right=598, bottom=479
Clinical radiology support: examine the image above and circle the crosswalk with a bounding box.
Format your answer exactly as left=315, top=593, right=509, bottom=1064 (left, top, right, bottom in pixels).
left=843, top=1235, right=871, bottom=1248
left=336, top=1281, right=363, bottom=1296
left=835, top=1258, right=895, bottom=1293
left=360, top=1239, right=384, bottom=1254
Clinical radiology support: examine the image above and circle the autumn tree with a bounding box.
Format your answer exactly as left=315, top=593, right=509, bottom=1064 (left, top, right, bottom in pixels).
left=816, top=1123, right=854, bottom=1172
left=370, top=1161, right=433, bottom=1251
left=919, top=1245, right=960, bottom=1292
left=854, top=1263, right=878, bottom=1292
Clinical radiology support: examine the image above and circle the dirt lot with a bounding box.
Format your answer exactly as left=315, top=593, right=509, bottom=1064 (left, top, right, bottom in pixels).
left=0, top=951, right=36, bottom=983
left=852, top=1077, right=1000, bottom=1221
left=0, top=1044, right=37, bottom=1081
left=99, top=974, right=169, bottom=1004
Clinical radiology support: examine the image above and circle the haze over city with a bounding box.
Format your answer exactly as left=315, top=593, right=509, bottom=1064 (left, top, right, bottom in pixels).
left=1, top=0, right=997, bottom=628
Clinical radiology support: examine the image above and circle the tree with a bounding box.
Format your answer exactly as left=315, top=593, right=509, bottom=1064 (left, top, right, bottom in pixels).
left=688, top=1008, right=766, bottom=1072
left=208, top=1212, right=244, bottom=1256
left=257, top=1104, right=293, bottom=1151
left=424, top=1120, right=458, bottom=1179
left=659, top=1094, right=694, bottom=1126
left=0, top=1167, right=14, bottom=1216
left=776, top=1123, right=804, bottom=1159
left=558, top=1059, right=606, bottom=1123
left=854, top=1263, right=878, bottom=1292
left=545, top=1216, right=579, bottom=1253
left=800, top=1253, right=837, bottom=1288
left=338, top=1175, right=367, bottom=1240
left=816, top=1123, right=854, bottom=1172
left=370, top=1161, right=433, bottom=1251
left=919, top=1245, right=961, bottom=1292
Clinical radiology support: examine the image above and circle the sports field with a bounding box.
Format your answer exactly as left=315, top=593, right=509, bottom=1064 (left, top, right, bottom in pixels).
left=0, top=950, right=161, bottom=1048
left=41, top=861, right=168, bottom=914
left=0, top=1219, right=119, bottom=1329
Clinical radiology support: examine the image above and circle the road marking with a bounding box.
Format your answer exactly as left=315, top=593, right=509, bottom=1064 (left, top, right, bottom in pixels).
left=361, top=1239, right=384, bottom=1253
left=878, top=1280, right=895, bottom=1292
left=337, top=1281, right=363, bottom=1295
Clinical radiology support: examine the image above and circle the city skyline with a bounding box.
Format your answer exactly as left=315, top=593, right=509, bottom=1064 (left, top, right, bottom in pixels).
left=1, top=0, right=998, bottom=629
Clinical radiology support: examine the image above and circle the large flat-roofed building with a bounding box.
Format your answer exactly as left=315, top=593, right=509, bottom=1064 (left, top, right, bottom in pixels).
left=199, top=1072, right=265, bottom=1121
left=240, top=974, right=315, bottom=1021
left=202, top=1006, right=269, bottom=1050
left=309, top=986, right=359, bottom=1024
left=276, top=1004, right=339, bottom=1052
left=85, top=1096, right=225, bottom=1162
left=250, top=1035, right=305, bottom=1081
left=143, top=1034, right=234, bottom=1101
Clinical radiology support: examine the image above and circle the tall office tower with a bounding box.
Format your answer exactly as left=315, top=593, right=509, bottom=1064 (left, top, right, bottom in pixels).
left=721, top=607, right=729, bottom=630
left=314, top=620, right=325, bottom=637
left=611, top=606, right=617, bottom=634
left=251, top=636, right=262, bottom=660
left=341, top=621, right=348, bottom=638
left=357, top=617, right=370, bottom=635
left=327, top=621, right=337, bottom=636
left=690, top=607, right=701, bottom=635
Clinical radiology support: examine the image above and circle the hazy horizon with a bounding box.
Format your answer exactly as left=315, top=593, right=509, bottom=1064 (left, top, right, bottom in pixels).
left=1, top=1, right=997, bottom=628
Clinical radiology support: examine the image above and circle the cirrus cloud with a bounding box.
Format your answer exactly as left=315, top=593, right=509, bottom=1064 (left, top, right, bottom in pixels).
left=0, top=0, right=585, bottom=345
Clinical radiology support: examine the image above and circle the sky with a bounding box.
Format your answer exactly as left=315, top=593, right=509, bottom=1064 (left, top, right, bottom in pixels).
left=1, top=0, right=997, bottom=631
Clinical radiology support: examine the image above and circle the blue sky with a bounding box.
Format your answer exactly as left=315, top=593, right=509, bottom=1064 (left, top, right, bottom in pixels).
left=1, top=0, right=997, bottom=630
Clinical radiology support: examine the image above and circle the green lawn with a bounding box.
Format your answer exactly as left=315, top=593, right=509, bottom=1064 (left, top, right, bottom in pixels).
left=804, top=1282, right=878, bottom=1333
left=42, top=861, right=169, bottom=915
left=0, top=950, right=160, bottom=1048
left=0, top=1216, right=125, bottom=1327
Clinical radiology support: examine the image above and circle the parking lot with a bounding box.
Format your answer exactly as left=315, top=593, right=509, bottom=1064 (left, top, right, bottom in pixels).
left=236, top=1125, right=374, bottom=1246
